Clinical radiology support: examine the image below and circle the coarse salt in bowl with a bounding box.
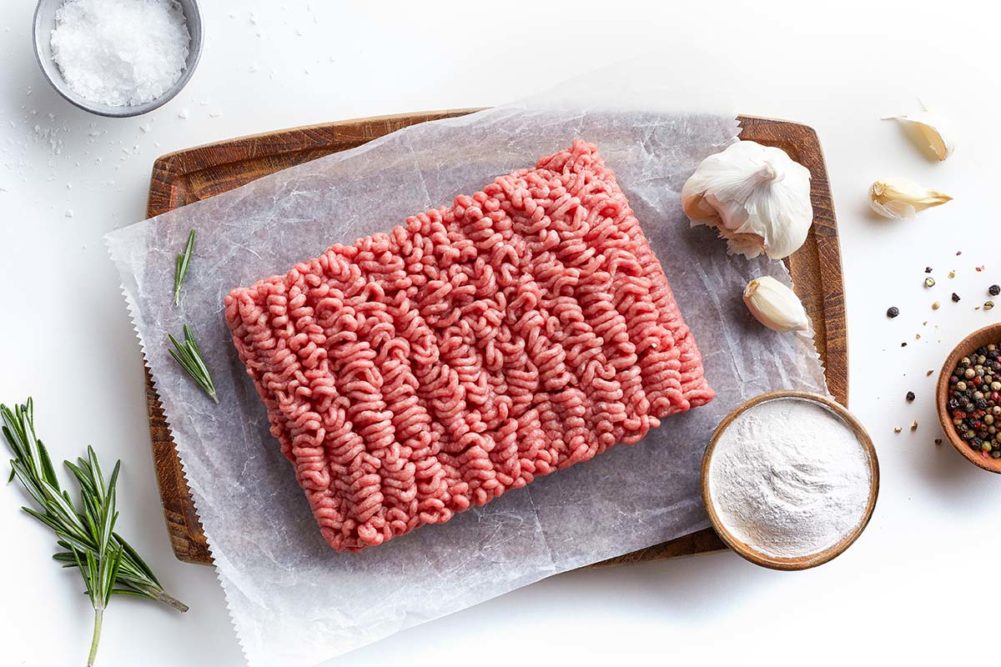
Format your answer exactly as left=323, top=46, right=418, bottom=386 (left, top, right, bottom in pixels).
left=701, top=391, right=879, bottom=571
left=33, top=0, right=203, bottom=117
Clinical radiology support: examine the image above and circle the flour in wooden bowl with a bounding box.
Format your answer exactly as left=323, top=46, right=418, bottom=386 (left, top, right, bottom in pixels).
left=706, top=397, right=872, bottom=560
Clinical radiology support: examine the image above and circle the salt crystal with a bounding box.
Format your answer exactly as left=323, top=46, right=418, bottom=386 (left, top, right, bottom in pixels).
left=178, top=108, right=190, bottom=119
left=65, top=209, right=74, bottom=218
left=50, top=0, right=190, bottom=108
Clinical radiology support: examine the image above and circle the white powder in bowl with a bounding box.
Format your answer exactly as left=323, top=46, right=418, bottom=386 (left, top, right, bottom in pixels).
left=707, top=397, right=872, bottom=560
left=50, top=0, right=191, bottom=108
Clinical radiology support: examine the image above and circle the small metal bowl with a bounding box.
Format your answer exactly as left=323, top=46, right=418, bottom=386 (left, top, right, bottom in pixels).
left=701, top=391, right=880, bottom=571
left=33, top=0, right=203, bottom=118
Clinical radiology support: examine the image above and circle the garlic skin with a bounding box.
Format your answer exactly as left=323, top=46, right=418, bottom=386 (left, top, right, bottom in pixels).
left=886, top=112, right=955, bottom=161
left=869, top=178, right=952, bottom=219
left=682, top=141, right=813, bottom=260
left=743, top=276, right=810, bottom=333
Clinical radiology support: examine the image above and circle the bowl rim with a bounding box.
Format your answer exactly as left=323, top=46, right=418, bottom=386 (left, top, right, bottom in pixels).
left=32, top=0, right=203, bottom=118
left=701, top=390, right=880, bottom=571
left=935, top=322, right=1001, bottom=473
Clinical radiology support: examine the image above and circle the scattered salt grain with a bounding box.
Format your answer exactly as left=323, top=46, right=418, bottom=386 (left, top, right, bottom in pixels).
left=178, top=108, right=190, bottom=119
left=50, top=0, right=190, bottom=108
left=64, top=209, right=74, bottom=218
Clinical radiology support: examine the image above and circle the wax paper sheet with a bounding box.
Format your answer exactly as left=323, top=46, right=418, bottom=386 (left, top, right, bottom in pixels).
left=106, top=104, right=826, bottom=667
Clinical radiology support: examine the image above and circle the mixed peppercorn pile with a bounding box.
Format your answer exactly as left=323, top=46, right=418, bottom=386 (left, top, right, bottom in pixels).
left=947, top=344, right=1001, bottom=459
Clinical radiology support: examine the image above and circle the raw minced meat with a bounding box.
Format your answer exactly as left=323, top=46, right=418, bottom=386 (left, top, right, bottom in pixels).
left=225, top=140, right=714, bottom=552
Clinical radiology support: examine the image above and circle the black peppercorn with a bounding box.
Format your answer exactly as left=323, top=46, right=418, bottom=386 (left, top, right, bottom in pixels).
left=906, top=391, right=915, bottom=402
left=991, top=285, right=1001, bottom=296
left=887, top=306, right=899, bottom=318
left=925, top=267, right=933, bottom=273
left=952, top=293, right=961, bottom=302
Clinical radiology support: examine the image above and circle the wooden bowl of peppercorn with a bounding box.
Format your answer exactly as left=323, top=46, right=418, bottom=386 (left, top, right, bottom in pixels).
left=937, top=323, right=1001, bottom=473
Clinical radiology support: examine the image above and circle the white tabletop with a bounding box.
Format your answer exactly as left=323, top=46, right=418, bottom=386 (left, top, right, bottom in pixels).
left=1, top=1, right=998, bottom=666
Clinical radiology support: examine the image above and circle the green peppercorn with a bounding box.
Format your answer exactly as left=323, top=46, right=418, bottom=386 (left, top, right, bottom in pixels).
left=986, top=415, right=995, bottom=425
left=965, top=368, right=977, bottom=379
left=962, top=357, right=971, bottom=365
left=956, top=381, right=968, bottom=391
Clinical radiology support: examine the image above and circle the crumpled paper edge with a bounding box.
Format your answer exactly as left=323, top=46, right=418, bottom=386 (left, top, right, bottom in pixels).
left=104, top=234, right=256, bottom=667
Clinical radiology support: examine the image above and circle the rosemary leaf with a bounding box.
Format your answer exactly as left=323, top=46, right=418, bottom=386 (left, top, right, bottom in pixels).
left=2, top=399, right=188, bottom=666
left=168, top=325, right=219, bottom=403
left=172, top=229, right=196, bottom=306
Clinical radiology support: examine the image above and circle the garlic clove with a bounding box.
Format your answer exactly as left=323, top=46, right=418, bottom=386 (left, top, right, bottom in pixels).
left=869, top=178, right=952, bottom=219
left=743, top=276, right=810, bottom=333
left=886, top=112, right=956, bottom=161
left=682, top=141, right=813, bottom=261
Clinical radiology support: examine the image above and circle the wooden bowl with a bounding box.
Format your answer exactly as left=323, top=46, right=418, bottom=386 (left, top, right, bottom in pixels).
left=936, top=323, right=1001, bottom=473
left=701, top=391, right=880, bottom=571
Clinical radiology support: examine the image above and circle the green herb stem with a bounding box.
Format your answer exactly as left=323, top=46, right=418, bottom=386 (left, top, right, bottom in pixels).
left=173, top=229, right=196, bottom=306
left=2, top=399, right=187, bottom=666
left=87, top=607, right=104, bottom=667
left=168, top=325, right=219, bottom=403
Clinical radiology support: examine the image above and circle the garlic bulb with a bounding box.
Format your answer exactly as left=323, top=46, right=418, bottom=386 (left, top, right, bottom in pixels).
left=743, top=276, right=810, bottom=333
left=885, top=112, right=955, bottom=161
left=869, top=178, right=952, bottom=219
left=682, top=141, right=813, bottom=260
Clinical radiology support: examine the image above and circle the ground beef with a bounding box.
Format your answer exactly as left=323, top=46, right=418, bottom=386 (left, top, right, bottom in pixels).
left=225, top=140, right=714, bottom=552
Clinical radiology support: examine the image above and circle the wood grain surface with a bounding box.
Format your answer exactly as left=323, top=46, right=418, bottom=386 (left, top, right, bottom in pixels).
left=144, top=111, right=846, bottom=566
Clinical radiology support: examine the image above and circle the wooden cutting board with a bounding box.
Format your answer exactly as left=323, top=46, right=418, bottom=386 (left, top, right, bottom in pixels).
left=145, top=111, right=846, bottom=565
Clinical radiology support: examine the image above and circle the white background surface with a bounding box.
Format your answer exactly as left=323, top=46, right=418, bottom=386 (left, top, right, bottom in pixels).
left=1, top=1, right=998, bottom=666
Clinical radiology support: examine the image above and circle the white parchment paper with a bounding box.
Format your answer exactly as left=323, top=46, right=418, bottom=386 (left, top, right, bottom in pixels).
left=106, top=104, right=827, bottom=667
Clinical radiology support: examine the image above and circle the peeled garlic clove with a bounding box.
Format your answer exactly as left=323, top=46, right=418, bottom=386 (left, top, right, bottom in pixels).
left=887, top=112, right=956, bottom=161
left=743, top=276, right=810, bottom=333
left=682, top=141, right=813, bottom=261
left=869, top=178, right=952, bottom=219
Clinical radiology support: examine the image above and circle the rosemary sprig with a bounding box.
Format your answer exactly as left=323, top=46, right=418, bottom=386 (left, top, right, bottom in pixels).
left=173, top=229, right=196, bottom=306
left=168, top=324, right=219, bottom=403
left=2, top=399, right=188, bottom=666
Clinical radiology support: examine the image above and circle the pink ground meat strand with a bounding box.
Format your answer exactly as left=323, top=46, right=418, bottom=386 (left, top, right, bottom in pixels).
left=225, top=140, right=714, bottom=552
